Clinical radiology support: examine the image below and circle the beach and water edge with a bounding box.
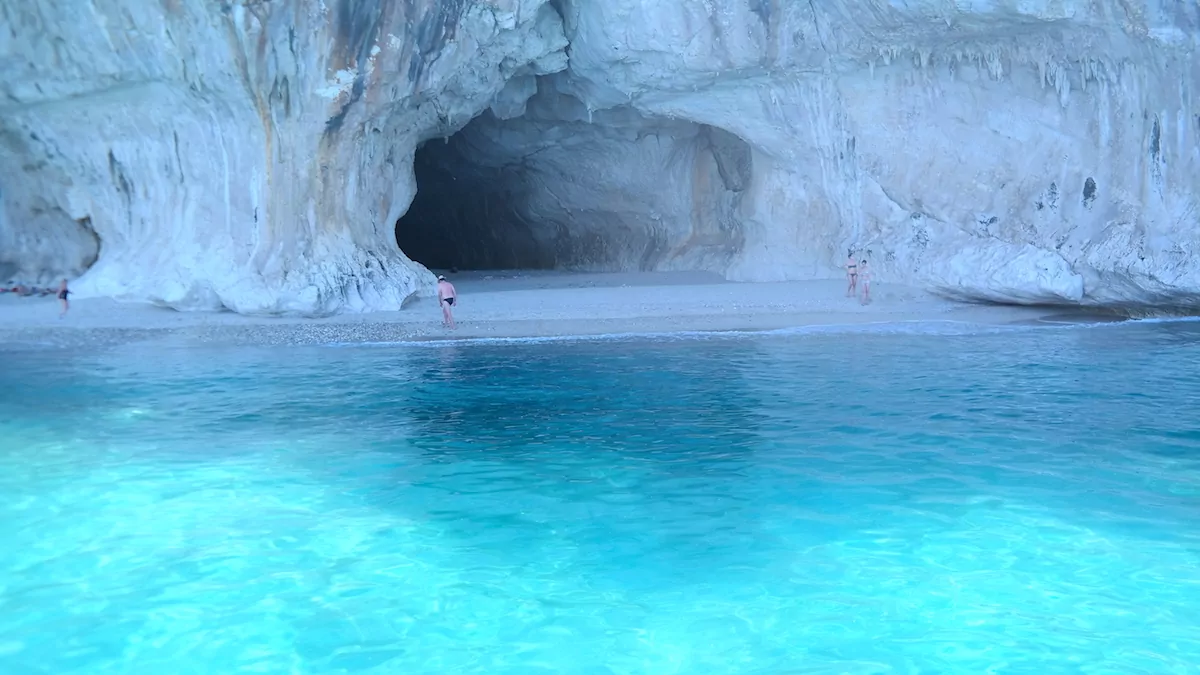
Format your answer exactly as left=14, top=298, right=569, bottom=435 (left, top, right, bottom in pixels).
left=0, top=271, right=1173, bottom=351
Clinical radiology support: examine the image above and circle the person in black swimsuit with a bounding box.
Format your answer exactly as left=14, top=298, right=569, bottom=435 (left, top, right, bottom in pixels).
left=57, top=278, right=70, bottom=318
left=845, top=250, right=858, bottom=297
left=436, top=275, right=457, bottom=328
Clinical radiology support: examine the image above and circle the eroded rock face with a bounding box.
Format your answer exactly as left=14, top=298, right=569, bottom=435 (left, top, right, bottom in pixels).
left=429, top=0, right=1197, bottom=307
left=0, top=0, right=566, bottom=314
left=2, top=1, right=1198, bottom=312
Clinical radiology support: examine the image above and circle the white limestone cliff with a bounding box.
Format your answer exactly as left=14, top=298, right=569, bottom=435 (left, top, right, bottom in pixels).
left=1, top=0, right=1197, bottom=314
left=0, top=0, right=566, bottom=314
left=441, top=0, right=1198, bottom=308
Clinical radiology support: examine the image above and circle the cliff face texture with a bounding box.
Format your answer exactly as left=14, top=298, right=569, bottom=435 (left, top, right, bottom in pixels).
left=0, top=0, right=566, bottom=313
left=1, top=1, right=1197, bottom=314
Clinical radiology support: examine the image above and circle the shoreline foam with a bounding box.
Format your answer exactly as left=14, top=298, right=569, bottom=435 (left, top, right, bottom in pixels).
left=333, top=317, right=1162, bottom=349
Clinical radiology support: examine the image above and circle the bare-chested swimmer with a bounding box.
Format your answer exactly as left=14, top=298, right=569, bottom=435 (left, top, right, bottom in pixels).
left=436, top=275, right=457, bottom=328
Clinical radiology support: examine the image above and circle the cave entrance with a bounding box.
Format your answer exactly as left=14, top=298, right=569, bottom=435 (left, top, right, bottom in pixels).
left=395, top=119, right=551, bottom=272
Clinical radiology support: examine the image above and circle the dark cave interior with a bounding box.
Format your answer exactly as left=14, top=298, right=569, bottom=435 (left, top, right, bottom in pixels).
left=394, top=125, right=550, bottom=272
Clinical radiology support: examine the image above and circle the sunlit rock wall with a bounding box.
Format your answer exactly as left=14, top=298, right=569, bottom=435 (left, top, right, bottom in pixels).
left=2, top=0, right=1197, bottom=312
left=0, top=0, right=565, bottom=314
left=447, top=0, right=1198, bottom=307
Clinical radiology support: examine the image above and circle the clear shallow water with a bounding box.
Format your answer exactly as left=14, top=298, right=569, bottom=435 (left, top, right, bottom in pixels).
left=2, top=321, right=1199, bottom=674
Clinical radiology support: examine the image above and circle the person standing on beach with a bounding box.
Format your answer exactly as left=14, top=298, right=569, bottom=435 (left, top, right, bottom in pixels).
left=57, top=279, right=71, bottom=318
left=436, top=275, right=457, bottom=328
left=858, top=260, right=872, bottom=305
left=845, top=250, right=858, bottom=297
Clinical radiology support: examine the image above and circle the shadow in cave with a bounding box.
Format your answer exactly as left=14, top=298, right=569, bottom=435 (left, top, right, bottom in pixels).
left=395, top=119, right=550, bottom=271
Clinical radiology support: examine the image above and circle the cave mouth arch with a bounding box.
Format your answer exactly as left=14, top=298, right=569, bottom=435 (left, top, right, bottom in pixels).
left=395, top=101, right=755, bottom=278
left=395, top=118, right=552, bottom=272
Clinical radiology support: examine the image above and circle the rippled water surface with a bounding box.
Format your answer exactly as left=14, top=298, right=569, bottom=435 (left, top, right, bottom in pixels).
left=2, top=321, right=1200, bottom=673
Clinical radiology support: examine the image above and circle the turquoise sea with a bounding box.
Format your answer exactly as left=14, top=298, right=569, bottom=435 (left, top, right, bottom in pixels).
left=1, top=320, right=1199, bottom=674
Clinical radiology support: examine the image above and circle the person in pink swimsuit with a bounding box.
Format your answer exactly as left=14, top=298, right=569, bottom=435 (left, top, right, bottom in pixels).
left=858, top=260, right=871, bottom=305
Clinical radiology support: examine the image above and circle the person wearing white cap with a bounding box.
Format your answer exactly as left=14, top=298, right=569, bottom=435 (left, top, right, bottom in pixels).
left=436, top=274, right=457, bottom=328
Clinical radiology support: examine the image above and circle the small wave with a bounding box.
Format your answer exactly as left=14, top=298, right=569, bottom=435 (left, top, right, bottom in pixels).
left=330, top=330, right=741, bottom=348
left=1123, top=315, right=1200, bottom=326
left=323, top=317, right=1134, bottom=348
left=348, top=313, right=1200, bottom=348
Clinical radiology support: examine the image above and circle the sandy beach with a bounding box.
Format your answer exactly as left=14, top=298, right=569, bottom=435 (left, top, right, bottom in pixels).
left=0, top=271, right=1095, bottom=349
